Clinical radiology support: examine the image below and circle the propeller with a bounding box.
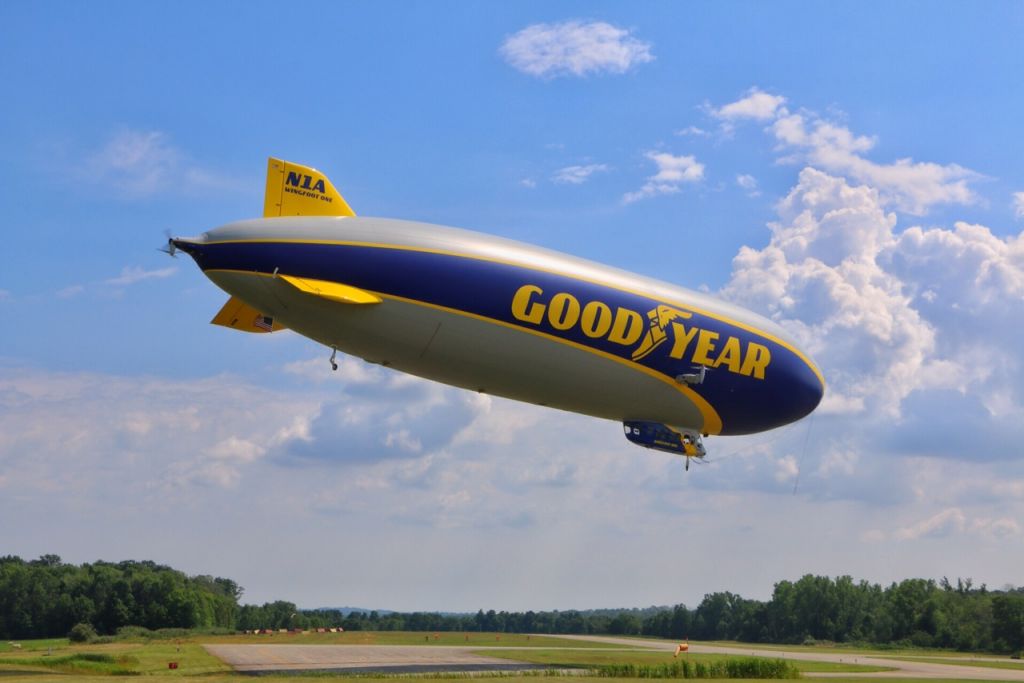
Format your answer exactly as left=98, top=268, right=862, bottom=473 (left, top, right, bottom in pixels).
left=157, top=230, right=177, bottom=258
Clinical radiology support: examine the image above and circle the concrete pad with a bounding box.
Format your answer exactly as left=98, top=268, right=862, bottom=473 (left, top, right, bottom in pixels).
left=204, top=644, right=548, bottom=675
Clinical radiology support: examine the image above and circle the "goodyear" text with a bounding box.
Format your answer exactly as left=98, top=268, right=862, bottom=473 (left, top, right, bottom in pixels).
left=510, top=284, right=771, bottom=379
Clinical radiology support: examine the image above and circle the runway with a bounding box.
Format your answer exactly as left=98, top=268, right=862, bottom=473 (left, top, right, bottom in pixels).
left=204, top=643, right=550, bottom=675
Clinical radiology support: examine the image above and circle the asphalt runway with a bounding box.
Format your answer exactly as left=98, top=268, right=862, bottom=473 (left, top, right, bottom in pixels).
left=204, top=643, right=550, bottom=675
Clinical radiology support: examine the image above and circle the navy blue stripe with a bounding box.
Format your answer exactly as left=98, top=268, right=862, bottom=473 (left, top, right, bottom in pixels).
left=191, top=242, right=821, bottom=434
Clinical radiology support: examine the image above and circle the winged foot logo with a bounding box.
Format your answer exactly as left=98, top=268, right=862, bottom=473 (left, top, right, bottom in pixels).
left=510, top=284, right=771, bottom=379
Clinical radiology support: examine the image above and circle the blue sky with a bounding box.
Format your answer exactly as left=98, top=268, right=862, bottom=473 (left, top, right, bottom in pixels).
left=2, top=2, right=1023, bottom=610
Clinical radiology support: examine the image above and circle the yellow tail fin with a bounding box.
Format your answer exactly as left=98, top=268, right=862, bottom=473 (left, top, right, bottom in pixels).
left=211, top=296, right=286, bottom=333
left=263, top=157, right=355, bottom=217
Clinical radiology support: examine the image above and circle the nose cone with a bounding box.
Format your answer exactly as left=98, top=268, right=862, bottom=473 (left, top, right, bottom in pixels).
left=788, top=353, right=825, bottom=422
left=710, top=340, right=824, bottom=436
left=170, top=235, right=209, bottom=266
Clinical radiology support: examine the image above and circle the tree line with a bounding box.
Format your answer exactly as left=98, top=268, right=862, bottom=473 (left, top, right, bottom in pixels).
left=0, top=555, right=239, bottom=639
left=244, top=577, right=1024, bottom=653
left=3, top=556, right=1023, bottom=653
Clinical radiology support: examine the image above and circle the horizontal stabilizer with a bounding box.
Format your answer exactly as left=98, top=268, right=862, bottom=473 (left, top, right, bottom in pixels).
left=211, top=297, right=285, bottom=333
left=264, top=157, right=355, bottom=218
left=279, top=274, right=382, bottom=304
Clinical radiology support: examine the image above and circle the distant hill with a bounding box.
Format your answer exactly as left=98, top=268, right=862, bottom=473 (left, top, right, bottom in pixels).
left=313, top=606, right=671, bottom=618
left=576, top=606, right=673, bottom=618
left=313, top=607, right=397, bottom=616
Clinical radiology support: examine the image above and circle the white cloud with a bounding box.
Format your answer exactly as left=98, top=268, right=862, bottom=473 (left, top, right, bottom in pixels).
left=623, top=151, right=704, bottom=203
left=3, top=360, right=1024, bottom=609
left=180, top=436, right=270, bottom=488
left=736, top=173, right=760, bottom=197
left=519, top=178, right=537, bottom=188
left=676, top=126, right=709, bottom=137
left=774, top=455, right=799, bottom=483
left=710, top=88, right=981, bottom=215
left=816, top=449, right=858, bottom=478
left=275, top=362, right=487, bottom=465
left=56, top=284, right=84, bottom=299
left=83, top=130, right=240, bottom=198
left=770, top=112, right=979, bottom=215
left=500, top=21, right=653, bottom=79
left=106, top=265, right=177, bottom=287
left=0, top=368, right=316, bottom=495
left=889, top=509, right=1020, bottom=541
left=893, top=508, right=966, bottom=540
left=971, top=517, right=1021, bottom=539
left=88, top=130, right=181, bottom=196
left=723, top=169, right=946, bottom=417
left=552, top=163, right=609, bottom=185
left=713, top=87, right=787, bottom=121
left=720, top=165, right=1024, bottom=494
left=1014, top=191, right=1024, bottom=218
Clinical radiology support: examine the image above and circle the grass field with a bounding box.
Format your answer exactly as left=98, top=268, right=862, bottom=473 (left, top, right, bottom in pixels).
left=0, top=640, right=230, bottom=676
left=0, top=632, right=632, bottom=680
left=873, top=656, right=1024, bottom=671
left=477, top=647, right=892, bottom=673
left=692, top=639, right=1021, bottom=660
left=691, top=640, right=1024, bottom=669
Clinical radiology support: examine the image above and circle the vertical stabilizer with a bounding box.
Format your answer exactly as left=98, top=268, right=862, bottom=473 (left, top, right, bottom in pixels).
left=263, top=157, right=355, bottom=217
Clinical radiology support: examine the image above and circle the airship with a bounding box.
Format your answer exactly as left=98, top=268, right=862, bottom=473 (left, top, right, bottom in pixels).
left=169, top=158, right=823, bottom=466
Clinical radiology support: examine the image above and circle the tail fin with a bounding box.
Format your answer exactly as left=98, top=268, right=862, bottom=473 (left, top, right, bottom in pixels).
left=211, top=296, right=286, bottom=333
left=263, top=157, right=355, bottom=218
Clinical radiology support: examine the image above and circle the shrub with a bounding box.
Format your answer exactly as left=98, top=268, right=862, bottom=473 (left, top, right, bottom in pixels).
left=68, top=622, right=98, bottom=643
left=593, top=658, right=799, bottom=679
left=115, top=626, right=155, bottom=640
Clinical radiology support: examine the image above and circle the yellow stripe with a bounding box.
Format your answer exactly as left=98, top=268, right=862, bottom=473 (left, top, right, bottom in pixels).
left=209, top=268, right=724, bottom=435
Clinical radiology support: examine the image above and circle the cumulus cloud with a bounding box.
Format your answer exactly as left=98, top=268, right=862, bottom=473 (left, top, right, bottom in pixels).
left=724, top=169, right=935, bottom=417
left=277, top=360, right=487, bottom=465
left=1014, top=191, right=1024, bottom=218
left=712, top=88, right=787, bottom=121
left=623, top=151, right=704, bottom=203
left=721, top=165, right=1024, bottom=476
left=736, top=173, right=760, bottom=197
left=710, top=89, right=981, bottom=215
left=552, top=163, right=609, bottom=185
left=106, top=265, right=177, bottom=287
left=770, top=112, right=979, bottom=215
left=500, top=21, right=653, bottom=79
